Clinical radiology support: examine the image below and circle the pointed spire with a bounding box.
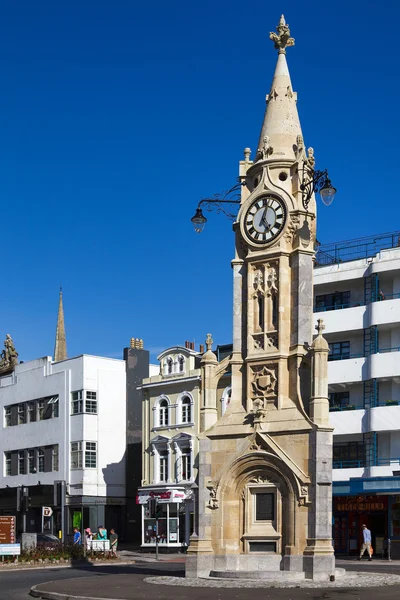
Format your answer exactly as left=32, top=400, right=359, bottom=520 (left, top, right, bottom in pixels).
left=256, top=15, right=303, bottom=162
left=54, top=287, right=67, bottom=362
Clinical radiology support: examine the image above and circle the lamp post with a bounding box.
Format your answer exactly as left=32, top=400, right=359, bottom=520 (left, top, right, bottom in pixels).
left=190, top=482, right=199, bottom=538
left=190, top=180, right=244, bottom=233
left=299, top=164, right=337, bottom=211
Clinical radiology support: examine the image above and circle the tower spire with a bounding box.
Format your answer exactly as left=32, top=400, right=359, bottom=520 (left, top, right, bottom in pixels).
left=256, top=15, right=303, bottom=162
left=54, top=287, right=67, bottom=362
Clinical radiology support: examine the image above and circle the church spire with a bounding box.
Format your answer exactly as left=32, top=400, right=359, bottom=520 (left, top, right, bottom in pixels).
left=54, top=287, right=67, bottom=362
left=256, top=15, right=303, bottom=162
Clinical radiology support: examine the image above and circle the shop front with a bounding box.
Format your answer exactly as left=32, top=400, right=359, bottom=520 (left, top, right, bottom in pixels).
left=137, top=487, right=192, bottom=549
left=333, top=495, right=388, bottom=555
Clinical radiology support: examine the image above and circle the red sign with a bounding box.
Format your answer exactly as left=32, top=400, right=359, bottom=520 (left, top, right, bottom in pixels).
left=0, top=516, right=16, bottom=544
left=136, top=490, right=186, bottom=505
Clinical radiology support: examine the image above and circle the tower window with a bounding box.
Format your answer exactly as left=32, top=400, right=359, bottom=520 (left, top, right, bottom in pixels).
left=255, top=492, right=275, bottom=521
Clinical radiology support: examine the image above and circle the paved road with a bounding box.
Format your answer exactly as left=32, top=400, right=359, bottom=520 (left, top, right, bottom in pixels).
left=0, top=561, right=183, bottom=600
left=3, top=559, right=400, bottom=600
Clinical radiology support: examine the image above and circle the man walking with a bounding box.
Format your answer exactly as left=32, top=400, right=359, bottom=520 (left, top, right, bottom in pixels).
left=359, top=524, right=372, bottom=561
left=110, top=528, right=118, bottom=556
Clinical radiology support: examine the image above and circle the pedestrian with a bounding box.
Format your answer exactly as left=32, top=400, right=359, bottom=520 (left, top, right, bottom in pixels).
left=85, top=527, right=93, bottom=549
left=97, top=525, right=107, bottom=551
left=110, top=528, right=118, bottom=556
left=73, top=527, right=82, bottom=545
left=358, top=524, right=372, bottom=561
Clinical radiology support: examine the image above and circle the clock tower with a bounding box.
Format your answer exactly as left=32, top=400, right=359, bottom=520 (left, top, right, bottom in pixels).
left=186, top=16, right=335, bottom=581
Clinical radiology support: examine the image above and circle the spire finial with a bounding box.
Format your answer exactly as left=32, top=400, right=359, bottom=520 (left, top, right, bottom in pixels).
left=54, top=288, right=67, bottom=362
left=316, top=318, right=326, bottom=336
left=205, top=333, right=213, bottom=352
left=270, top=14, right=295, bottom=54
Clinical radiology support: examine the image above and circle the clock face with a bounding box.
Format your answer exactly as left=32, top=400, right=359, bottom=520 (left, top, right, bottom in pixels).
left=244, top=195, right=287, bottom=244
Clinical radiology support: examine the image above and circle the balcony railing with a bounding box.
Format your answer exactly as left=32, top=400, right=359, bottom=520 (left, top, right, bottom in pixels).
left=333, top=460, right=364, bottom=469
left=329, top=404, right=358, bottom=412
left=378, top=346, right=400, bottom=354
left=316, top=230, right=400, bottom=266
left=328, top=353, right=363, bottom=362
left=314, top=293, right=400, bottom=313
left=333, top=457, right=400, bottom=468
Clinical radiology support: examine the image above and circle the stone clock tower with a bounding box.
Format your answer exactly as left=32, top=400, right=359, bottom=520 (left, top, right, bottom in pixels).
left=186, top=16, right=336, bottom=581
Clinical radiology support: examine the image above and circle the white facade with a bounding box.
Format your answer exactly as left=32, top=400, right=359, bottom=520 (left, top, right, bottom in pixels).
left=0, top=354, right=126, bottom=535
left=314, top=237, right=400, bottom=554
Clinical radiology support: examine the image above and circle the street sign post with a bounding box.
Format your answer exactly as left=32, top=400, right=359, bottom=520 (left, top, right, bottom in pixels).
left=0, top=516, right=20, bottom=557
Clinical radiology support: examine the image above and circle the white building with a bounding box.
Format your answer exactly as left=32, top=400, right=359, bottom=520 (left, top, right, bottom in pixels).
left=138, top=341, right=232, bottom=549
left=314, top=231, right=400, bottom=557
left=0, top=354, right=126, bottom=538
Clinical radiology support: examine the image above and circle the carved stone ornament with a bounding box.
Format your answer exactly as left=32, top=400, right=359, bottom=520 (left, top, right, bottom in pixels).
left=207, top=485, right=219, bottom=510
left=0, top=334, right=18, bottom=374
left=269, top=15, right=295, bottom=54
left=253, top=268, right=264, bottom=292
left=267, top=87, right=278, bottom=102
left=266, top=264, right=278, bottom=297
left=252, top=365, right=277, bottom=398
left=249, top=439, right=262, bottom=451
left=286, top=85, right=293, bottom=99
left=306, top=147, right=315, bottom=169
left=250, top=476, right=272, bottom=484
left=284, top=214, right=301, bottom=243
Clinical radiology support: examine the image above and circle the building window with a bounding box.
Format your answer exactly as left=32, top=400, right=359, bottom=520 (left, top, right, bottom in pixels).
left=27, top=449, right=35, bottom=474
left=4, top=407, right=11, bottom=427
left=328, top=341, right=350, bottom=361
left=221, top=386, right=232, bottom=416
left=315, top=291, right=351, bottom=312
left=4, top=452, right=11, bottom=476
left=255, top=492, right=275, bottom=521
left=181, top=452, right=191, bottom=481
left=52, top=445, right=59, bottom=471
left=71, top=391, right=83, bottom=415
left=71, top=442, right=83, bottom=469
left=85, top=442, right=97, bottom=468
left=85, top=391, right=97, bottom=414
left=329, top=391, right=350, bottom=409
left=159, top=399, right=169, bottom=426
left=27, top=402, right=35, bottom=422
left=181, top=396, right=192, bottom=423
left=18, top=450, right=26, bottom=475
left=18, top=404, right=26, bottom=425
left=167, top=358, right=173, bottom=375
left=37, top=447, right=45, bottom=472
left=37, top=400, right=45, bottom=420
left=333, top=442, right=364, bottom=468
left=159, top=450, right=169, bottom=482
left=178, top=355, right=185, bottom=373
left=48, top=396, right=59, bottom=418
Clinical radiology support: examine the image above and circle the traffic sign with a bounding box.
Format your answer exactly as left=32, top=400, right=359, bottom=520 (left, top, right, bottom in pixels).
left=0, top=516, right=16, bottom=544
left=42, top=506, right=53, bottom=517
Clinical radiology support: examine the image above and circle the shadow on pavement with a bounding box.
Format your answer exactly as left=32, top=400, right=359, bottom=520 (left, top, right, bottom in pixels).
left=68, top=560, right=185, bottom=578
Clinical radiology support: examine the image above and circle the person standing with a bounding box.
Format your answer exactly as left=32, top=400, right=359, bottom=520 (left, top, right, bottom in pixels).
left=110, top=528, right=118, bottom=556
left=97, top=525, right=107, bottom=550
left=85, top=528, right=93, bottom=549
left=359, top=524, right=372, bottom=561
left=73, top=527, right=82, bottom=545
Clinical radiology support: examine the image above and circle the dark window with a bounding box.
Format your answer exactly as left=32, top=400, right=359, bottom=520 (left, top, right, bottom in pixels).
left=333, top=442, right=364, bottom=467
left=329, top=391, right=350, bottom=409
left=255, top=492, right=274, bottom=521
left=249, top=541, right=276, bottom=552
left=315, top=291, right=351, bottom=312
left=328, top=341, right=350, bottom=361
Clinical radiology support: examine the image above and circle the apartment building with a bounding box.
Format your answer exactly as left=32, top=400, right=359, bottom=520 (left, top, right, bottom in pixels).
left=314, top=231, right=400, bottom=557
left=0, top=355, right=126, bottom=537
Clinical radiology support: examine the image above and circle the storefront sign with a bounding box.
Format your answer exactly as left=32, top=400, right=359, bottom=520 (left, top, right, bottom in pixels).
left=136, top=489, right=186, bottom=505
left=0, top=516, right=16, bottom=544
left=335, top=496, right=388, bottom=512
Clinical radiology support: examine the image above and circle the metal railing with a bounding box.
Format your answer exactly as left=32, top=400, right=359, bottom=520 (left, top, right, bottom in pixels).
left=376, top=457, right=400, bottom=466
left=328, top=353, right=363, bottom=362
left=316, top=230, right=400, bottom=266
left=333, top=460, right=364, bottom=469
left=314, top=293, right=400, bottom=313
left=329, top=404, right=359, bottom=412
left=378, top=346, right=400, bottom=354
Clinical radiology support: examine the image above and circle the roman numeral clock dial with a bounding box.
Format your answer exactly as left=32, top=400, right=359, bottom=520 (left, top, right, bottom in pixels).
left=243, top=195, right=287, bottom=245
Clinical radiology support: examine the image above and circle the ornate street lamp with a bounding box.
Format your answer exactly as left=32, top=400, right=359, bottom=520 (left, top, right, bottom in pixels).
left=190, top=180, right=244, bottom=233
left=299, top=162, right=337, bottom=211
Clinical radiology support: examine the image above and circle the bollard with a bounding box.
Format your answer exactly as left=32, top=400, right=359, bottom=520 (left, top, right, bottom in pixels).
left=388, top=538, right=392, bottom=561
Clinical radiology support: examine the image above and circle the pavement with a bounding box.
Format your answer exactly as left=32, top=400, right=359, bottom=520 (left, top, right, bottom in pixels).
left=27, top=558, right=400, bottom=600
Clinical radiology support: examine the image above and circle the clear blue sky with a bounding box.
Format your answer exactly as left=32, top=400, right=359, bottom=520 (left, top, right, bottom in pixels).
left=1, top=0, right=399, bottom=363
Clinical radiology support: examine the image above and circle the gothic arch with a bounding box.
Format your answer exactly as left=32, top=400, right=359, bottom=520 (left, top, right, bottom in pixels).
left=212, top=451, right=300, bottom=555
